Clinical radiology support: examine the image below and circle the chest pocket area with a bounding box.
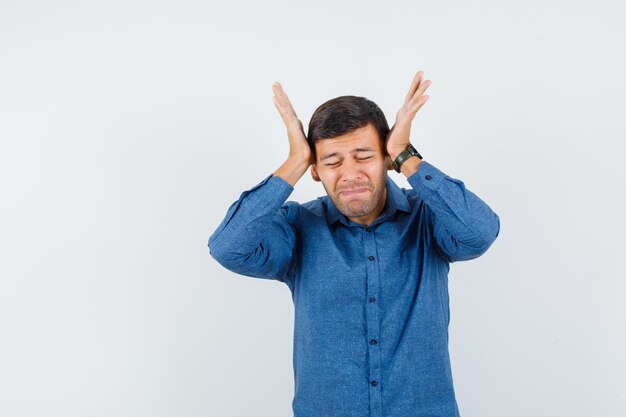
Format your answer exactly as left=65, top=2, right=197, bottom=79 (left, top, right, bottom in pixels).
left=298, top=231, right=367, bottom=311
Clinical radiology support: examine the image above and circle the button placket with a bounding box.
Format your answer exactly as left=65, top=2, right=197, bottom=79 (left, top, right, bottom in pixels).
left=363, top=228, right=383, bottom=416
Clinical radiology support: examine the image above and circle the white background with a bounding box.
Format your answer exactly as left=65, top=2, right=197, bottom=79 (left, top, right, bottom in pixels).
left=1, top=1, right=625, bottom=416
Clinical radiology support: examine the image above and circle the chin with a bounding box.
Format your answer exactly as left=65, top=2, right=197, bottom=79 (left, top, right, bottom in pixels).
left=341, top=200, right=376, bottom=215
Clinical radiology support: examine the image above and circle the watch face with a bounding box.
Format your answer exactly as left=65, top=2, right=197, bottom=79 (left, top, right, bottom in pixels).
left=393, top=144, right=422, bottom=172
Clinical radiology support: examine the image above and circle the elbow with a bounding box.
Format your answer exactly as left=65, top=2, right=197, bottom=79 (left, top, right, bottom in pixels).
left=208, top=239, right=245, bottom=272
left=476, top=211, right=500, bottom=248
left=208, top=235, right=231, bottom=265
left=207, top=235, right=263, bottom=273
left=488, top=212, right=500, bottom=243
left=472, top=213, right=500, bottom=256
left=208, top=237, right=234, bottom=265
left=444, top=214, right=500, bottom=263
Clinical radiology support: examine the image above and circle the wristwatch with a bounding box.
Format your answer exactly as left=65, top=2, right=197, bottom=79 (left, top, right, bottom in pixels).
left=392, top=143, right=423, bottom=173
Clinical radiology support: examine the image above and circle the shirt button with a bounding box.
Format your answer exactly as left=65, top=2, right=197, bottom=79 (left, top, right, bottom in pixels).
left=365, top=227, right=371, bottom=232
left=369, top=296, right=376, bottom=303
left=368, top=255, right=375, bottom=261
left=371, top=380, right=378, bottom=387
left=370, top=339, right=378, bottom=345
left=425, top=174, right=432, bottom=180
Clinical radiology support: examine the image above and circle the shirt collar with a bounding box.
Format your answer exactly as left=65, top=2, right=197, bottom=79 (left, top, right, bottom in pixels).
left=324, top=175, right=412, bottom=227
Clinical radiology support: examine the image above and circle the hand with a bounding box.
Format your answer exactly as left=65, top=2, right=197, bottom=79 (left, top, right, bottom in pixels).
left=385, top=71, right=431, bottom=160
left=272, top=82, right=314, bottom=166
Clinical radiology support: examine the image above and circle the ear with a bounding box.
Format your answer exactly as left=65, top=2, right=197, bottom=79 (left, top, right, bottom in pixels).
left=386, top=155, right=394, bottom=171
left=310, top=164, right=321, bottom=182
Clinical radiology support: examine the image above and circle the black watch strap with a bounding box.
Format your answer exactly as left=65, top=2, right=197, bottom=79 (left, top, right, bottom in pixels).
left=392, top=143, right=423, bottom=173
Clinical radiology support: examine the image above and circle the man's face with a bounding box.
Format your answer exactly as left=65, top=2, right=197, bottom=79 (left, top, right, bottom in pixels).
left=310, top=122, right=392, bottom=226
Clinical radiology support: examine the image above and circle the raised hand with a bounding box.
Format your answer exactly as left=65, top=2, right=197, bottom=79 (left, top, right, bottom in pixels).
left=271, top=82, right=314, bottom=186
left=385, top=71, right=431, bottom=160
left=272, top=82, right=313, bottom=166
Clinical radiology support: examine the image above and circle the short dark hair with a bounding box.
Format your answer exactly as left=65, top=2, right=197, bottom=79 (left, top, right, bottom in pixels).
left=307, top=95, right=390, bottom=159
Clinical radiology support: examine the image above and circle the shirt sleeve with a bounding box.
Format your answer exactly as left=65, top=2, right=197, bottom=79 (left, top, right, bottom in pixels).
left=207, top=173, right=297, bottom=285
left=406, top=160, right=501, bottom=263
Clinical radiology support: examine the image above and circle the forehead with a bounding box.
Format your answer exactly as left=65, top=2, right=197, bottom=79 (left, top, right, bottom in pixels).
left=315, top=123, right=382, bottom=160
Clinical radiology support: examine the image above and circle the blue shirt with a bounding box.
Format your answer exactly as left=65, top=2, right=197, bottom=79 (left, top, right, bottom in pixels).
left=208, top=160, right=500, bottom=417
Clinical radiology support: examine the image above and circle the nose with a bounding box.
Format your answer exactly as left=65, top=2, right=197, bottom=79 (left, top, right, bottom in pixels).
left=339, top=158, right=363, bottom=183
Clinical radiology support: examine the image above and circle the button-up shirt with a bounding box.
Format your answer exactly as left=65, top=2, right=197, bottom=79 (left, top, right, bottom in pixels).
left=208, top=160, right=500, bottom=417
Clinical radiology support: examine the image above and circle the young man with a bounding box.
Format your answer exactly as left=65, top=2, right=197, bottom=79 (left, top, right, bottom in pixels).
left=208, top=71, right=500, bottom=417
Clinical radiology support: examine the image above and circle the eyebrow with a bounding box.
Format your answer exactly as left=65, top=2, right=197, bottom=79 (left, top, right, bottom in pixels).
left=320, top=147, right=375, bottom=161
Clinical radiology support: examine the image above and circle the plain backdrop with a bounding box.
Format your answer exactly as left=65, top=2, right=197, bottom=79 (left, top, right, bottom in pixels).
left=1, top=1, right=625, bottom=416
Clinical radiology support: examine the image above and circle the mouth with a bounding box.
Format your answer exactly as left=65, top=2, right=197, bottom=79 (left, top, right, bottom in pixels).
left=340, top=188, right=369, bottom=196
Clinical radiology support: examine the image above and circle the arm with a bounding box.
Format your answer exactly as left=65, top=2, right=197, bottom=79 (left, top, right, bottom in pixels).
left=208, top=166, right=302, bottom=283
left=403, top=158, right=500, bottom=262
left=208, top=82, right=312, bottom=283
left=385, top=71, right=500, bottom=262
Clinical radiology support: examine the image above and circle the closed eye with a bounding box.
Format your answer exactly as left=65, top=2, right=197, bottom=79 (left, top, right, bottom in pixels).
left=326, top=156, right=372, bottom=167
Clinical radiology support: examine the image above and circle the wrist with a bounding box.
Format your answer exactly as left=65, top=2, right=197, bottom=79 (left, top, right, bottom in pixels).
left=388, top=145, right=409, bottom=161
left=399, top=156, right=422, bottom=177
left=287, top=150, right=312, bottom=165
left=274, top=157, right=310, bottom=187
left=390, top=143, right=423, bottom=173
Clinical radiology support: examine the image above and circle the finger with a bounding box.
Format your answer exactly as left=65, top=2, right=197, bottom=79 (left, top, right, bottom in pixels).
left=403, top=72, right=421, bottom=104
left=272, top=82, right=287, bottom=109
left=272, top=83, right=292, bottom=121
left=272, top=83, right=302, bottom=129
left=408, top=79, right=432, bottom=108
left=404, top=71, right=424, bottom=104
left=272, top=82, right=298, bottom=117
left=417, top=95, right=430, bottom=109
left=273, top=95, right=288, bottom=120
left=272, top=82, right=289, bottom=109
left=410, top=95, right=430, bottom=114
